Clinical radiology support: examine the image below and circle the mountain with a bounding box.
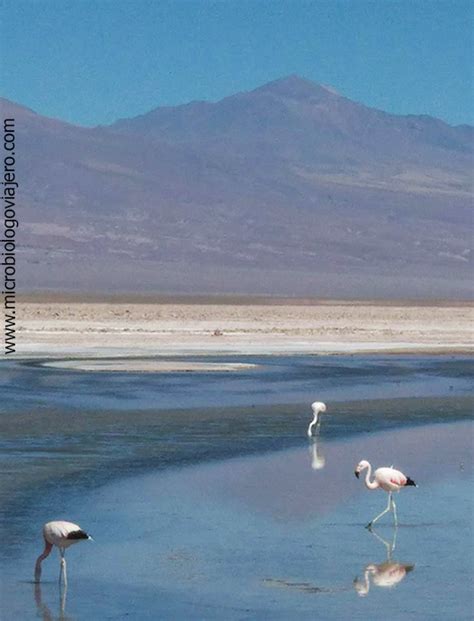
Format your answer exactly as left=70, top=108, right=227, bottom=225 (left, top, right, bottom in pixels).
left=2, top=76, right=473, bottom=298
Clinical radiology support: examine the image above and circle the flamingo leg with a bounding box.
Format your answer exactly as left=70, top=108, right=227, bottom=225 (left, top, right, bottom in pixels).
left=390, top=496, right=398, bottom=527
left=366, top=492, right=392, bottom=529
left=59, top=548, right=67, bottom=587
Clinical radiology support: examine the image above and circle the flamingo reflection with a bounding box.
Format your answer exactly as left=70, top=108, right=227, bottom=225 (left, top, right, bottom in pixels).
left=34, top=582, right=70, bottom=621
left=353, top=528, right=414, bottom=597
left=309, top=437, right=325, bottom=470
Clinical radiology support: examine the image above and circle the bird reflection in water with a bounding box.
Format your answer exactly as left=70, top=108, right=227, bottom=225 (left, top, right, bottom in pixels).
left=309, top=436, right=325, bottom=470
left=264, top=528, right=414, bottom=598
left=34, top=582, right=71, bottom=621
left=353, top=528, right=414, bottom=597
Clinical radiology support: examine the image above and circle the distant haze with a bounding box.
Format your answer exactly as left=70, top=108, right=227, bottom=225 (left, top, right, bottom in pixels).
left=2, top=76, right=473, bottom=298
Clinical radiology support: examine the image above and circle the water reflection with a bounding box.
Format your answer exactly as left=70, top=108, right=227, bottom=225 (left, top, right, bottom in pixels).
left=308, top=437, right=325, bottom=470
left=34, top=582, right=71, bottom=621
left=353, top=528, right=414, bottom=597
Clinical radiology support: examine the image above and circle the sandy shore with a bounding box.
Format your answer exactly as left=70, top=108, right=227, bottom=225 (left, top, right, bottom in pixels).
left=4, top=297, right=472, bottom=366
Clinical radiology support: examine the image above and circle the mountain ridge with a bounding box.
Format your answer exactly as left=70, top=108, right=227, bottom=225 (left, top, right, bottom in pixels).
left=2, top=76, right=472, bottom=298
left=2, top=75, right=472, bottom=131
left=109, top=75, right=471, bottom=133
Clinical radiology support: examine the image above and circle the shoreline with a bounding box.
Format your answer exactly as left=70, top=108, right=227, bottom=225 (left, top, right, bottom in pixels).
left=3, top=298, right=472, bottom=363
left=9, top=347, right=473, bottom=373
left=8, top=342, right=474, bottom=366
left=14, top=291, right=474, bottom=307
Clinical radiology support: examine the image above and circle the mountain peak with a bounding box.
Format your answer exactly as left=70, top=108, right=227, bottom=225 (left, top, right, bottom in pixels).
left=251, top=75, right=341, bottom=100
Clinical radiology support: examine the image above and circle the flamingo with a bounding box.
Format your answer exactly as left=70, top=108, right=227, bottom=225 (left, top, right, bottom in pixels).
left=307, top=401, right=327, bottom=437
left=34, top=521, right=92, bottom=586
left=354, top=460, right=417, bottom=528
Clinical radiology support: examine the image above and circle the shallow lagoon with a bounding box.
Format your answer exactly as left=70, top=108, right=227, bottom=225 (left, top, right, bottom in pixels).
left=0, top=355, right=472, bottom=620
left=2, top=354, right=472, bottom=412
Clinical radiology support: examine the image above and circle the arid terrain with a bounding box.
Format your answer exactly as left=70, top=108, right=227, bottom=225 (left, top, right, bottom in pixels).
left=2, top=75, right=472, bottom=299
left=8, top=296, right=473, bottom=368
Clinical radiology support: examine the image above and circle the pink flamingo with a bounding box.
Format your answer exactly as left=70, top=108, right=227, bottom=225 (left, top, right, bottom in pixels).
left=354, top=460, right=417, bottom=528
left=34, top=521, right=92, bottom=586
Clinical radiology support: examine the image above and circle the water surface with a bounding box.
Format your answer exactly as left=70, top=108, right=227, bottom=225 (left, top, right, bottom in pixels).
left=0, top=355, right=472, bottom=619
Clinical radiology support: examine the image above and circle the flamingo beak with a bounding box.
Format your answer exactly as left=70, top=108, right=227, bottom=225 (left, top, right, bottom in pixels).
left=354, top=471, right=360, bottom=479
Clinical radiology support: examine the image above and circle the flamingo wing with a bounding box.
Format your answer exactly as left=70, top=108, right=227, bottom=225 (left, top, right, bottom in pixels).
left=389, top=468, right=407, bottom=486
left=375, top=467, right=407, bottom=488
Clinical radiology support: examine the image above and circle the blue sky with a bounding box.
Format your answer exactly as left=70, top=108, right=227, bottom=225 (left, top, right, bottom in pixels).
left=1, top=0, right=472, bottom=126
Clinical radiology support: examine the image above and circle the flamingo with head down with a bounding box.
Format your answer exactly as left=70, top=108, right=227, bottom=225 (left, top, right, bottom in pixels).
left=34, top=520, right=92, bottom=586
left=307, top=401, right=327, bottom=437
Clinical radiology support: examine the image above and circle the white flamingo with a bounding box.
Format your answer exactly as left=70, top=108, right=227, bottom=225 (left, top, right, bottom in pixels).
left=307, top=401, right=327, bottom=437
left=354, top=460, right=417, bottom=528
left=35, top=521, right=92, bottom=586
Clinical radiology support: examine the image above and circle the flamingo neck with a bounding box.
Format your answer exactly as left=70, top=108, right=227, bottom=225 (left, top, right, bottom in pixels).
left=34, top=541, right=52, bottom=583
left=364, top=463, right=379, bottom=490
left=307, top=413, right=318, bottom=436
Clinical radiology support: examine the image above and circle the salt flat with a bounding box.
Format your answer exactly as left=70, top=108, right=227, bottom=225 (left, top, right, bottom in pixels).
left=10, top=297, right=473, bottom=365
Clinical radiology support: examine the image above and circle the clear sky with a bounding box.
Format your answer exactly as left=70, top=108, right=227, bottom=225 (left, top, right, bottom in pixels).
left=1, top=0, right=472, bottom=127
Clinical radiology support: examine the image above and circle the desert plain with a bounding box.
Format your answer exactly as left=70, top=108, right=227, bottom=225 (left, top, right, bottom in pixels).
left=7, top=295, right=473, bottom=370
